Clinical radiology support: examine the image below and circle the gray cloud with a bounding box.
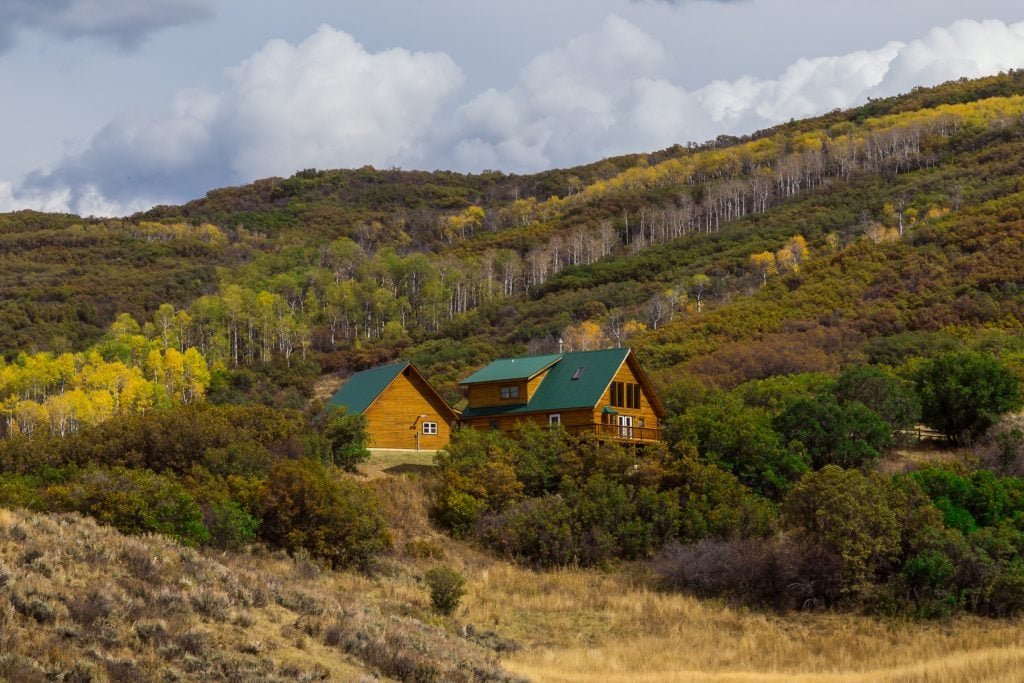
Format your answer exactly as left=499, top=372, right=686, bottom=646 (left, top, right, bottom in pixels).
left=10, top=25, right=463, bottom=215
left=0, top=0, right=214, bottom=52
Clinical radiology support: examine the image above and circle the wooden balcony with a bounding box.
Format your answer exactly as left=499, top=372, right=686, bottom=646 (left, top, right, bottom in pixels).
left=562, top=422, right=661, bottom=444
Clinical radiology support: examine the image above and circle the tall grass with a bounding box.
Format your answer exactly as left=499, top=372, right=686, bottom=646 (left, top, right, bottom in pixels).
left=462, top=563, right=1024, bottom=682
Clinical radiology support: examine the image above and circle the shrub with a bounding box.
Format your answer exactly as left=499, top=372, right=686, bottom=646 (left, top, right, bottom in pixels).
left=671, top=397, right=809, bottom=499
left=204, top=500, right=260, bottom=550
left=782, top=466, right=902, bottom=597
left=423, top=565, right=467, bottom=615
left=834, top=364, right=921, bottom=439
left=666, top=453, right=777, bottom=542
left=313, top=407, right=370, bottom=472
left=43, top=466, right=209, bottom=546
left=476, top=495, right=578, bottom=568
left=434, top=490, right=487, bottom=539
left=476, top=475, right=680, bottom=568
left=260, top=458, right=390, bottom=569
left=653, top=536, right=844, bottom=610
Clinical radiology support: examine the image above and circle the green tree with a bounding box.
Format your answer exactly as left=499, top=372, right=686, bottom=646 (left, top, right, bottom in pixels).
left=317, top=407, right=370, bottom=471
left=914, top=352, right=1022, bottom=444
left=773, top=396, right=891, bottom=470
left=834, top=364, right=921, bottom=439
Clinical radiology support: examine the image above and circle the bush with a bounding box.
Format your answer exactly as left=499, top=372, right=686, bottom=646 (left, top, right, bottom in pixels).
left=205, top=500, right=260, bottom=550
left=260, top=458, right=390, bottom=569
left=434, top=489, right=487, bottom=539
left=782, top=466, right=902, bottom=596
left=653, top=536, right=844, bottom=610
left=44, top=466, right=210, bottom=546
left=834, top=364, right=921, bottom=440
left=475, top=495, right=578, bottom=568
left=423, top=565, right=467, bottom=615
left=314, top=407, right=370, bottom=472
left=665, top=453, right=777, bottom=542
left=475, top=475, right=680, bottom=568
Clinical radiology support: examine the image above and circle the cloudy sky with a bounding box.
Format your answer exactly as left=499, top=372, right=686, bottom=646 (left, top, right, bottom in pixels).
left=4, top=0, right=1024, bottom=216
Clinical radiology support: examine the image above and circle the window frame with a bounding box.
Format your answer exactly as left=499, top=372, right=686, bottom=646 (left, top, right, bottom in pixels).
left=422, top=421, right=438, bottom=435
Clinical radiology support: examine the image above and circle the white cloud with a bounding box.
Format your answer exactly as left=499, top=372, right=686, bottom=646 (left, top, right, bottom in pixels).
left=223, top=25, right=463, bottom=179
left=10, top=16, right=1024, bottom=215
left=442, top=17, right=1024, bottom=173
left=877, top=19, right=1024, bottom=96
left=447, top=15, right=675, bottom=171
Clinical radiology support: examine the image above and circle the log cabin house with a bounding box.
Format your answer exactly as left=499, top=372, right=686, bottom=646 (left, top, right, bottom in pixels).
left=457, top=347, right=666, bottom=444
left=326, top=361, right=459, bottom=450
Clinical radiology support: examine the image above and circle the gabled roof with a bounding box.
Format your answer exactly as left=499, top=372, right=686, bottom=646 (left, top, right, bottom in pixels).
left=462, top=348, right=658, bottom=418
left=459, top=353, right=562, bottom=385
left=328, top=361, right=460, bottom=422
left=327, top=361, right=408, bottom=415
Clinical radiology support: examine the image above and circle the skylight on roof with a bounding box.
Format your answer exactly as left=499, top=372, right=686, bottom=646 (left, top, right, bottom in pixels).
left=571, top=367, right=585, bottom=380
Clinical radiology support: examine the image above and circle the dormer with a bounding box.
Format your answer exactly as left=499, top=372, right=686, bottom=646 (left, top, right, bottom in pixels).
left=459, top=354, right=562, bottom=409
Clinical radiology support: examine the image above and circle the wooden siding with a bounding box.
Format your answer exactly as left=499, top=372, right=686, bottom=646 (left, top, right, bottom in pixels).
left=591, top=359, right=660, bottom=434
left=461, top=407, right=594, bottom=434
left=363, top=368, right=454, bottom=450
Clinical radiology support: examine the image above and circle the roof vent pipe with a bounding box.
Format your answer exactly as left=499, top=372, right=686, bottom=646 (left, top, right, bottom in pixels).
left=558, top=338, right=564, bottom=354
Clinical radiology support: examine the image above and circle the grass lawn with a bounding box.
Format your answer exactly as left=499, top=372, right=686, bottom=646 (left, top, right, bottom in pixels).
left=361, top=449, right=437, bottom=478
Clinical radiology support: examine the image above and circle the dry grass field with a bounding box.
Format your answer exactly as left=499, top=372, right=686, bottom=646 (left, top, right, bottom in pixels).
left=1, top=464, right=1022, bottom=682
left=371, top=472, right=1024, bottom=683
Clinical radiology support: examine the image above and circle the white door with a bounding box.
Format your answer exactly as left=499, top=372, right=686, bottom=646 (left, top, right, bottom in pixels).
left=618, top=415, right=633, bottom=439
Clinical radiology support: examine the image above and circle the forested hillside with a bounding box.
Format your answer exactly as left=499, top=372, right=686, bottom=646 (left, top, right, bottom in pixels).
left=4, top=73, right=1024, bottom=679
left=5, top=71, right=1024, bottom=399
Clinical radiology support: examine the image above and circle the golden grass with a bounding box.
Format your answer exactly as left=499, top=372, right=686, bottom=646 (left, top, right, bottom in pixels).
left=362, top=472, right=1024, bottom=683
left=458, top=562, right=1024, bottom=683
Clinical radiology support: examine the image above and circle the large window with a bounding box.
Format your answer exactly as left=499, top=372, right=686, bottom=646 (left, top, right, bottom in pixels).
left=422, top=421, right=438, bottom=435
left=610, top=381, right=641, bottom=409
left=500, top=385, right=520, bottom=400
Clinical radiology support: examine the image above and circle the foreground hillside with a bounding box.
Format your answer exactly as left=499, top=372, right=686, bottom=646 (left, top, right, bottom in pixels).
left=2, top=471, right=1024, bottom=683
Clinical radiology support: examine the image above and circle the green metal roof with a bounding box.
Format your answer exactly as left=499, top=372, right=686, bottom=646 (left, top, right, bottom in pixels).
left=459, top=353, right=562, bottom=384
left=460, top=348, right=629, bottom=418
left=326, top=361, right=408, bottom=415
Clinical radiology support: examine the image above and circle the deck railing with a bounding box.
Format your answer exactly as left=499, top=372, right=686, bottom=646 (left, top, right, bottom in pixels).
left=561, top=422, right=661, bottom=443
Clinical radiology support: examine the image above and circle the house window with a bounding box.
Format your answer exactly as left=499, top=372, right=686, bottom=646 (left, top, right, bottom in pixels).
left=422, top=421, right=438, bottom=435
left=611, top=381, right=641, bottom=409
left=489, top=420, right=500, bottom=430
left=610, top=381, right=624, bottom=407
left=500, top=385, right=520, bottom=400
left=548, top=414, right=561, bottom=425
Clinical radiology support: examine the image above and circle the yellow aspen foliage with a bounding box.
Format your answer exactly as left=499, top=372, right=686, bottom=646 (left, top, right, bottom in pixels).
left=622, top=319, right=648, bottom=342
left=562, top=320, right=607, bottom=352
left=14, top=400, right=48, bottom=436
left=1, top=331, right=212, bottom=438
left=749, top=251, right=779, bottom=285
left=775, top=247, right=797, bottom=273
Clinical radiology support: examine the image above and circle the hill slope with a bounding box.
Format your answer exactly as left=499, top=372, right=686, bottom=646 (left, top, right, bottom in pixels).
left=3, top=473, right=1024, bottom=682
